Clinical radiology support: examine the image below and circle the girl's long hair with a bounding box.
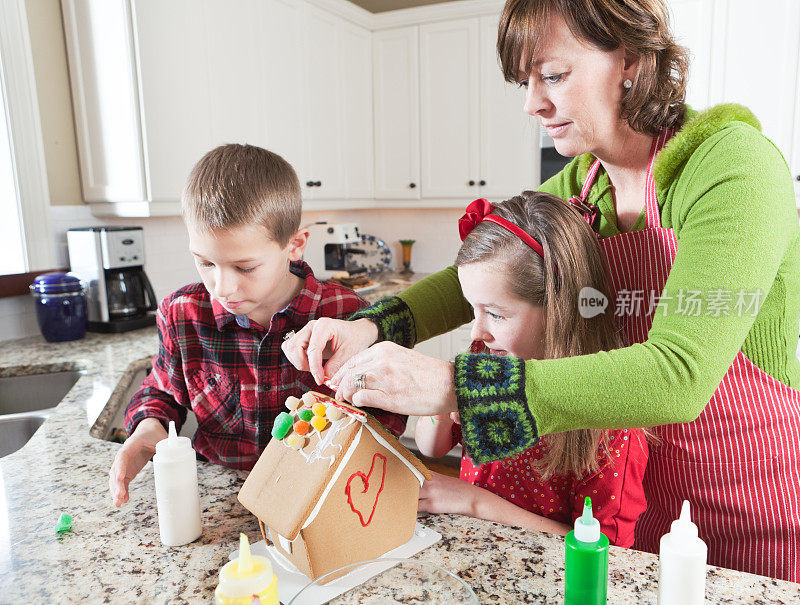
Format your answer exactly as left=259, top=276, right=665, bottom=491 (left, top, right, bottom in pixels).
left=455, top=191, right=623, bottom=479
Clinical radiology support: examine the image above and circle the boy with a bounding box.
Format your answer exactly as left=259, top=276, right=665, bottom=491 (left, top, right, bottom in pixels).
left=109, top=144, right=403, bottom=506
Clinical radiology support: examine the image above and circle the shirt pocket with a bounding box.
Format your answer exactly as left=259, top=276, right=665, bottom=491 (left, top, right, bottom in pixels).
left=187, top=370, right=243, bottom=437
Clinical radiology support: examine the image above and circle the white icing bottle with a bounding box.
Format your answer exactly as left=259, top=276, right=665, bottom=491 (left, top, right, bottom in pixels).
left=152, top=420, right=202, bottom=546
left=658, top=500, right=707, bottom=605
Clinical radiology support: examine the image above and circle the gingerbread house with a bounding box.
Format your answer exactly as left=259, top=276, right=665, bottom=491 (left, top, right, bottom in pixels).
left=237, top=392, right=432, bottom=581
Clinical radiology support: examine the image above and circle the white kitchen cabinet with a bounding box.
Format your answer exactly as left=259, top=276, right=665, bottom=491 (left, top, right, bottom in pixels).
left=419, top=16, right=536, bottom=201
left=372, top=26, right=421, bottom=200
left=420, top=18, right=481, bottom=199
left=63, top=0, right=373, bottom=214
left=667, top=0, right=714, bottom=110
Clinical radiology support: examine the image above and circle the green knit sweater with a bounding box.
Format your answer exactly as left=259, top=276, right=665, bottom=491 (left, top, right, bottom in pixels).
left=353, top=104, right=800, bottom=464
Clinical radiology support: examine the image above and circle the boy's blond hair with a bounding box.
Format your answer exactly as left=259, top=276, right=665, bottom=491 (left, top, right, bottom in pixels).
left=181, top=144, right=301, bottom=246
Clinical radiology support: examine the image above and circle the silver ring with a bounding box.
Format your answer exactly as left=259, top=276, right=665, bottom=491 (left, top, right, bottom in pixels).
left=353, top=373, right=366, bottom=391
left=283, top=330, right=296, bottom=342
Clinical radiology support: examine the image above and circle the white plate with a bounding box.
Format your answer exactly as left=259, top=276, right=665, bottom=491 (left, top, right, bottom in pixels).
left=349, top=234, right=392, bottom=274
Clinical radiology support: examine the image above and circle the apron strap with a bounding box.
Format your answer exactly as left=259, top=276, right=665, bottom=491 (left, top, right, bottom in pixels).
left=569, top=129, right=674, bottom=230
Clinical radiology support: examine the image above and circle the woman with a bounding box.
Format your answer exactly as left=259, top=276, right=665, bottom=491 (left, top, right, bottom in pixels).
left=284, top=0, right=800, bottom=581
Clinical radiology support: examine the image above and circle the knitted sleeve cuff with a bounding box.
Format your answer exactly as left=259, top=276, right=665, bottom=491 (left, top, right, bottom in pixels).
left=348, top=296, right=416, bottom=349
left=454, top=353, right=539, bottom=465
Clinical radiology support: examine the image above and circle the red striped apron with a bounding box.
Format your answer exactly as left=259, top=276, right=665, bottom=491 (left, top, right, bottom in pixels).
left=572, top=130, right=800, bottom=581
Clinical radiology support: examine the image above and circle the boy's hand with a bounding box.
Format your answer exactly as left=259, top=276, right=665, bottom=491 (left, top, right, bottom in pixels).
left=282, top=318, right=379, bottom=385
left=109, top=418, right=166, bottom=507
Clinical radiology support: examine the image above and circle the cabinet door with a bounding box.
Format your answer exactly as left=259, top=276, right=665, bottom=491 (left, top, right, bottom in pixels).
left=134, top=0, right=215, bottom=202
left=478, top=14, right=538, bottom=198
left=373, top=27, right=421, bottom=200
left=709, top=0, right=800, bottom=162
left=420, top=19, right=480, bottom=199
left=302, top=6, right=346, bottom=199
left=341, top=21, right=374, bottom=200
left=667, top=0, right=714, bottom=111
left=260, top=0, right=307, bottom=179
left=62, top=0, right=147, bottom=203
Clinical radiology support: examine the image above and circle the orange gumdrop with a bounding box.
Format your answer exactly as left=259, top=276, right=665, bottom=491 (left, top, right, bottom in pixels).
left=293, top=420, right=310, bottom=436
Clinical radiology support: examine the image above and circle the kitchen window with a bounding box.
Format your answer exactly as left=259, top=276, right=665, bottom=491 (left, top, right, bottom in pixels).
left=0, top=0, right=56, bottom=294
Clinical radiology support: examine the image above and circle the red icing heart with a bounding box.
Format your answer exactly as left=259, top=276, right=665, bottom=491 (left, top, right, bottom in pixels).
left=345, top=453, right=387, bottom=526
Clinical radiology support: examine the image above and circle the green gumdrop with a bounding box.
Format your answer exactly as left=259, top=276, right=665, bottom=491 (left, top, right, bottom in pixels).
left=297, top=408, right=314, bottom=422
left=272, top=412, right=293, bottom=440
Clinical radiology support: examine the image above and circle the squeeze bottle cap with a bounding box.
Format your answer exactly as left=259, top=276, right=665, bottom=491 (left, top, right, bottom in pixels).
left=216, top=533, right=275, bottom=599
left=670, top=500, right=699, bottom=539
left=154, top=421, right=194, bottom=461
left=574, top=497, right=601, bottom=543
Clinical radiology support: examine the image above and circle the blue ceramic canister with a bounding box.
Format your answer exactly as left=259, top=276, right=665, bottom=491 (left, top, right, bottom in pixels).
left=29, top=272, right=88, bottom=342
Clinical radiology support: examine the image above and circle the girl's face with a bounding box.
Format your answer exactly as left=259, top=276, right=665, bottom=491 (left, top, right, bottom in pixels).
left=458, top=261, right=547, bottom=361
left=517, top=13, right=637, bottom=158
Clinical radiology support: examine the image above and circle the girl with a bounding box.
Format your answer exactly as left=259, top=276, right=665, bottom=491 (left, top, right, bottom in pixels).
left=416, top=192, right=648, bottom=547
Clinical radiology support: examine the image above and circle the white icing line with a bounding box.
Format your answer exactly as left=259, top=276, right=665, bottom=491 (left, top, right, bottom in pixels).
left=302, top=426, right=362, bottom=529
left=277, top=533, right=292, bottom=554
left=362, top=423, right=426, bottom=487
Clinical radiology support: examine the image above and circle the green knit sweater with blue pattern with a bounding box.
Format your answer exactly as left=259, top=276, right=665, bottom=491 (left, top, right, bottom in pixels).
left=352, top=105, right=800, bottom=464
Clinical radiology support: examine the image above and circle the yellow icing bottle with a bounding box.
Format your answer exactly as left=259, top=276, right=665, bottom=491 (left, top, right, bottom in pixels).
left=214, top=533, right=279, bottom=605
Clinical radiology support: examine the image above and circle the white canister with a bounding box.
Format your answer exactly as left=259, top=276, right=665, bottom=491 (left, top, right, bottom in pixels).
left=152, top=421, right=202, bottom=546
left=658, top=500, right=707, bottom=605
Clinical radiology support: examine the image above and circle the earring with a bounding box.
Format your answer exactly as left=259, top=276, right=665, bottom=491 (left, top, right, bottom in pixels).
left=623, top=79, right=633, bottom=89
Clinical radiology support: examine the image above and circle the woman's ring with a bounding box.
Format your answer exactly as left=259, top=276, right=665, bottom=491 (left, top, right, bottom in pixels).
left=283, top=330, right=296, bottom=342
left=353, top=373, right=367, bottom=391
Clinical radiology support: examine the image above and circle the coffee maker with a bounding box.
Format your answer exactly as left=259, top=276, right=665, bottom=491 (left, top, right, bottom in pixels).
left=66, top=226, right=157, bottom=332
left=304, top=222, right=365, bottom=279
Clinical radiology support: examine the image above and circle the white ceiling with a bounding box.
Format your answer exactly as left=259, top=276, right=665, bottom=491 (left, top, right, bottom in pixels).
left=349, top=0, right=456, bottom=12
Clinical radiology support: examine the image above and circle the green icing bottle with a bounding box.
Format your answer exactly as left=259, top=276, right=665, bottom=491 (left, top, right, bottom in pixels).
left=565, top=497, right=609, bottom=604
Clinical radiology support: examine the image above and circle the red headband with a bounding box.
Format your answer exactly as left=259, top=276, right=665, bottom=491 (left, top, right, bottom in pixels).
left=458, top=198, right=547, bottom=261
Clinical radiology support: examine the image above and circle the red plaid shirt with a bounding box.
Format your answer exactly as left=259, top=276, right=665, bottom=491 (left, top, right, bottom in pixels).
left=125, top=261, right=406, bottom=469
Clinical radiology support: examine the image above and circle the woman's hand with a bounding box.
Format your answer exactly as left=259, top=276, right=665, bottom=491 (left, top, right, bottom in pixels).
left=418, top=471, right=483, bottom=516
left=108, top=418, right=166, bottom=507
left=281, top=318, right=379, bottom=385
left=327, top=341, right=458, bottom=416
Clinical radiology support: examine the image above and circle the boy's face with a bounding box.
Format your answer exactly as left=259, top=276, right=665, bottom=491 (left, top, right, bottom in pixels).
left=458, top=261, right=547, bottom=361
left=188, top=224, right=308, bottom=324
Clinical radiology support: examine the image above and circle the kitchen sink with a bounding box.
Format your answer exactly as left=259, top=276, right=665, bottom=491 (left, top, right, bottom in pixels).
left=0, top=370, right=83, bottom=415
left=0, top=415, right=47, bottom=458
left=0, top=368, right=85, bottom=458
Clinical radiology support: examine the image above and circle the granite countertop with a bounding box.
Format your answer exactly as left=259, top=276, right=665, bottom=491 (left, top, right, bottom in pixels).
left=1, top=274, right=799, bottom=603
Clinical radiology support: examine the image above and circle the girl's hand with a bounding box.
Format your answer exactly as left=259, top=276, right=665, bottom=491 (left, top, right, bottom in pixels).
left=108, top=418, right=166, bottom=507
left=418, top=471, right=484, bottom=516
left=327, top=341, right=458, bottom=416
left=281, top=318, right=379, bottom=385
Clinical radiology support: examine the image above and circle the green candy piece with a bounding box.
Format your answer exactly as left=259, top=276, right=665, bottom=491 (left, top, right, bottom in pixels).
left=272, top=412, right=293, bottom=440
left=55, top=512, right=73, bottom=534
left=297, top=408, right=314, bottom=422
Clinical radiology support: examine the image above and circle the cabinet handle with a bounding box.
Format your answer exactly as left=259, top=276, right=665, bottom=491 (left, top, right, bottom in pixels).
left=468, top=180, right=475, bottom=186
left=306, top=180, right=314, bottom=187
left=409, top=182, right=416, bottom=188
left=796, top=175, right=800, bottom=182
left=314, top=181, right=322, bottom=187
left=479, top=179, right=486, bottom=186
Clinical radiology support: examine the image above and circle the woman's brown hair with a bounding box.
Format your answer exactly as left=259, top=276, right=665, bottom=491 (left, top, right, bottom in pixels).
left=455, top=191, right=623, bottom=479
left=498, top=0, right=688, bottom=134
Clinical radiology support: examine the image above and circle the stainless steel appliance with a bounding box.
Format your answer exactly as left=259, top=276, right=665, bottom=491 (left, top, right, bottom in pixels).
left=66, top=226, right=157, bottom=332
left=304, top=222, right=366, bottom=280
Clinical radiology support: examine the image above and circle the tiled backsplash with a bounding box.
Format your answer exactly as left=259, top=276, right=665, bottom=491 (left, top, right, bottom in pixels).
left=1, top=205, right=462, bottom=342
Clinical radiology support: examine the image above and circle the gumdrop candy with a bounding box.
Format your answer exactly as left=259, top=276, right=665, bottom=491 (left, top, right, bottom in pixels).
left=286, top=434, right=305, bottom=450
left=294, top=420, right=310, bottom=436
left=272, top=412, right=293, bottom=440
left=301, top=392, right=317, bottom=407
left=326, top=406, right=344, bottom=421
left=310, top=416, right=327, bottom=432
left=312, top=402, right=327, bottom=417
left=285, top=396, right=302, bottom=411
left=297, top=408, right=314, bottom=422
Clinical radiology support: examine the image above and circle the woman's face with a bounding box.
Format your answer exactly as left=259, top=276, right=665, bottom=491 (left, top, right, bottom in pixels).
left=458, top=261, right=547, bottom=361
left=518, top=13, right=637, bottom=158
